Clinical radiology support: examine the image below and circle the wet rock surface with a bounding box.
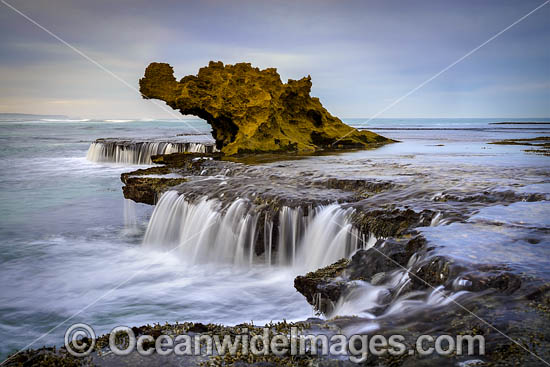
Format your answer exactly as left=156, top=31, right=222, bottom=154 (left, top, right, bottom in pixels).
left=139, top=61, right=393, bottom=155
left=488, top=136, right=550, bottom=156
left=121, top=152, right=396, bottom=208
left=121, top=175, right=187, bottom=205
left=295, top=234, right=526, bottom=312
left=290, top=233, right=550, bottom=366
left=350, top=208, right=434, bottom=238
left=39, top=133, right=549, bottom=366
left=120, top=153, right=219, bottom=204
left=9, top=302, right=550, bottom=367
left=294, top=258, right=350, bottom=314
left=346, top=235, right=428, bottom=282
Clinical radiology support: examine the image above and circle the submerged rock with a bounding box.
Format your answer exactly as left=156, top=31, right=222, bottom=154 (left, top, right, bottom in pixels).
left=139, top=61, right=393, bottom=155
left=294, top=258, right=350, bottom=314
left=294, top=233, right=525, bottom=315
left=488, top=136, right=550, bottom=156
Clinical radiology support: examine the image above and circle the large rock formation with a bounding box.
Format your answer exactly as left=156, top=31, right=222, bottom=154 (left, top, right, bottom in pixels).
left=140, top=61, right=393, bottom=155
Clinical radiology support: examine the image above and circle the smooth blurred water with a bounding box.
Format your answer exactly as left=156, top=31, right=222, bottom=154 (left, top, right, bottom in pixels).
left=0, top=118, right=315, bottom=359
left=0, top=117, right=549, bottom=359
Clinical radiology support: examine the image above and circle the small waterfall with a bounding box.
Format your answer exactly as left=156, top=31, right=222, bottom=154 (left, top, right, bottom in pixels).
left=87, top=140, right=218, bottom=164
left=277, top=206, right=305, bottom=266
left=123, top=199, right=139, bottom=235
left=430, top=211, right=450, bottom=226
left=143, top=192, right=258, bottom=265
left=296, top=205, right=362, bottom=271
left=264, top=217, right=273, bottom=267
left=141, top=192, right=471, bottom=324
left=143, top=191, right=365, bottom=270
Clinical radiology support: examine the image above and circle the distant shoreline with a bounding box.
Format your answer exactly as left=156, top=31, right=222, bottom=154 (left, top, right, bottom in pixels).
left=0, top=113, right=69, bottom=120
left=490, top=122, right=550, bottom=125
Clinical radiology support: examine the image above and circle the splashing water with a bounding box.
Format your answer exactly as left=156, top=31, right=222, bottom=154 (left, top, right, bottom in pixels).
left=123, top=199, right=141, bottom=236
left=143, top=191, right=365, bottom=271
left=329, top=264, right=471, bottom=335
left=87, top=140, right=218, bottom=164
left=142, top=190, right=474, bottom=331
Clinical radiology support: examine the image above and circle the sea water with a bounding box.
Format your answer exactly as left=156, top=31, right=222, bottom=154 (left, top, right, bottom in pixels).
left=0, top=117, right=548, bottom=359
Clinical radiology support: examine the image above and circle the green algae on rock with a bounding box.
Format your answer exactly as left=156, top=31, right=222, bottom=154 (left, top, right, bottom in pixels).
left=139, top=61, right=393, bottom=155
left=488, top=136, right=550, bottom=156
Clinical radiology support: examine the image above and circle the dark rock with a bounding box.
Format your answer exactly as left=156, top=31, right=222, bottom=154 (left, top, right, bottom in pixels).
left=350, top=208, right=434, bottom=238
left=121, top=175, right=187, bottom=205
left=461, top=270, right=522, bottom=294
left=409, top=255, right=454, bottom=289
left=294, top=258, right=350, bottom=314
left=187, top=323, right=210, bottom=333
left=346, top=235, right=427, bottom=282
left=120, top=152, right=216, bottom=204
left=294, top=233, right=525, bottom=314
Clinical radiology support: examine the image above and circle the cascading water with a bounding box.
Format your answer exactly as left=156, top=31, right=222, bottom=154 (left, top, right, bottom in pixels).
left=87, top=140, right=218, bottom=164
left=328, top=247, right=472, bottom=335
left=297, top=205, right=364, bottom=270
left=142, top=191, right=471, bottom=328
left=143, top=192, right=259, bottom=266
left=143, top=191, right=365, bottom=271
left=123, top=198, right=139, bottom=236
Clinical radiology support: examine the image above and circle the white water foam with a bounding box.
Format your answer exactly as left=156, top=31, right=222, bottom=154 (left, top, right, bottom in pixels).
left=87, top=141, right=218, bottom=164
left=143, top=191, right=365, bottom=271
left=331, top=271, right=470, bottom=335
left=123, top=199, right=140, bottom=236
left=142, top=191, right=470, bottom=324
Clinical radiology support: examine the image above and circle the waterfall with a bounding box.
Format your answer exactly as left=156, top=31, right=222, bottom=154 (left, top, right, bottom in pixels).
left=87, top=140, right=218, bottom=164
left=123, top=199, right=139, bottom=235
left=143, top=192, right=258, bottom=266
left=141, top=192, right=472, bottom=324
left=143, top=191, right=366, bottom=270
left=264, top=217, right=273, bottom=267
left=277, top=206, right=305, bottom=266
left=297, top=205, right=362, bottom=271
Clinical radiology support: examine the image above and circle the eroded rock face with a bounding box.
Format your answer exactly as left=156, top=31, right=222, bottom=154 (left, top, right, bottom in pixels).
left=139, top=61, right=393, bottom=155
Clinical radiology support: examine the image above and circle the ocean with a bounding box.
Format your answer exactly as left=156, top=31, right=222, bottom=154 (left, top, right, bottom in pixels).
left=0, top=117, right=548, bottom=359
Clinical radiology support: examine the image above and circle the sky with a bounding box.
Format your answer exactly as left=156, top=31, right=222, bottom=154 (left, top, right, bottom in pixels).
left=0, top=0, right=549, bottom=119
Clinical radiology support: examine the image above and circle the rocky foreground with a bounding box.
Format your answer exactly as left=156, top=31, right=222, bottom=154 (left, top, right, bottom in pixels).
left=139, top=61, right=393, bottom=155
left=118, top=152, right=550, bottom=366
left=8, top=148, right=550, bottom=366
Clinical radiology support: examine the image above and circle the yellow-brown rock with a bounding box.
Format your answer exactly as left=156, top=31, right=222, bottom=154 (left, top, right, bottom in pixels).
left=140, top=61, right=392, bottom=155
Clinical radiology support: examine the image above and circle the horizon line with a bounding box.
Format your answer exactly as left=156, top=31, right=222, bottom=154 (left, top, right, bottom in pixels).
left=1, top=112, right=550, bottom=121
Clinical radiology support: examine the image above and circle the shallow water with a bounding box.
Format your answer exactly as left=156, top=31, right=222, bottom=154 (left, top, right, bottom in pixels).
left=0, top=117, right=549, bottom=359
